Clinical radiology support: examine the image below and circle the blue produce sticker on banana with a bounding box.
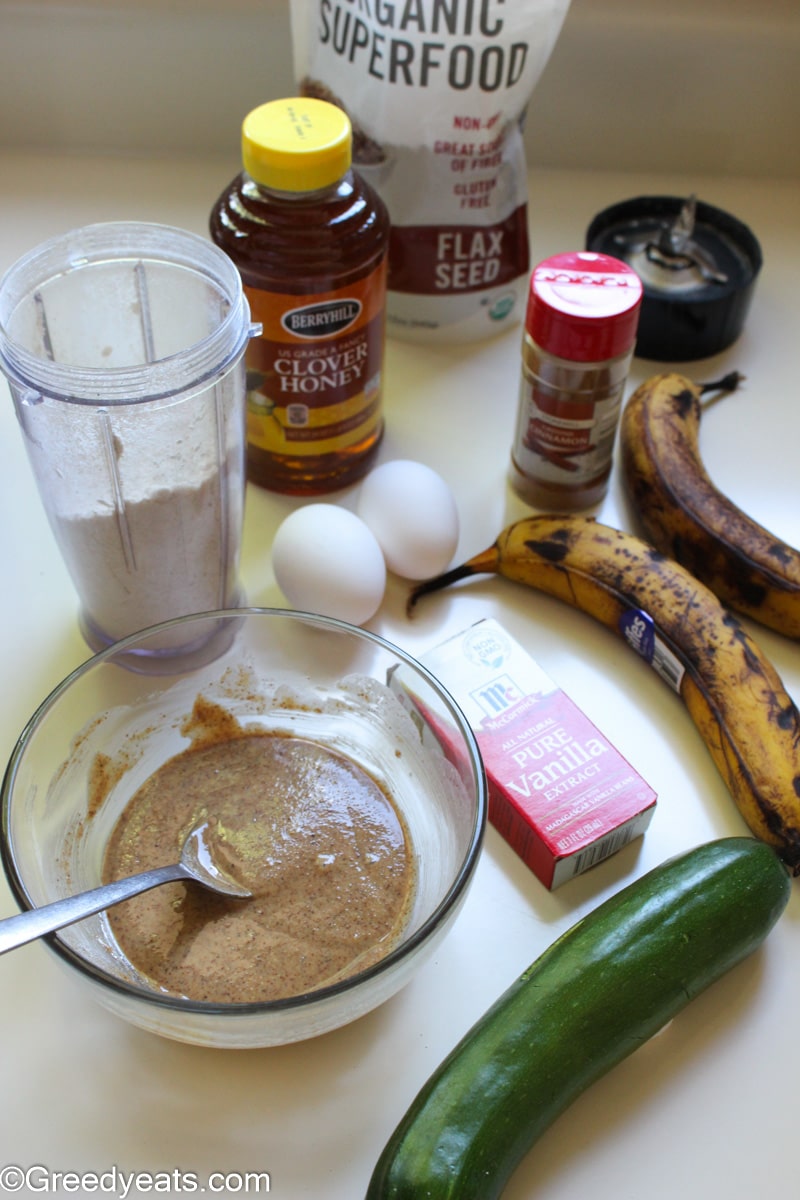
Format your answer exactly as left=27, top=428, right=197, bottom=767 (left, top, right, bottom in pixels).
left=619, top=609, right=685, bottom=694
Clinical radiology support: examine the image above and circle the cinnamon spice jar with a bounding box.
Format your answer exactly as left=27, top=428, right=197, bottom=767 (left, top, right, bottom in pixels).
left=509, top=251, right=642, bottom=510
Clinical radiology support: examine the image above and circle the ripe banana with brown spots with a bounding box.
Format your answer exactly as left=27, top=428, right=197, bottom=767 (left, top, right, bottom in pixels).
left=620, top=371, right=800, bottom=639
left=408, top=515, right=800, bottom=872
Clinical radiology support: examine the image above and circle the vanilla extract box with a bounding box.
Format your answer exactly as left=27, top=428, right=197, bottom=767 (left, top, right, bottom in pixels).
left=415, top=618, right=657, bottom=889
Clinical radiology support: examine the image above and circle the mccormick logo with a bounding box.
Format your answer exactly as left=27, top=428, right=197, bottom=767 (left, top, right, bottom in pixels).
left=470, top=673, right=523, bottom=718
left=282, top=299, right=361, bottom=339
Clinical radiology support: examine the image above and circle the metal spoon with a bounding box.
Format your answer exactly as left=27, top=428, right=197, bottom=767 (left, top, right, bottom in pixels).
left=0, top=820, right=251, bottom=956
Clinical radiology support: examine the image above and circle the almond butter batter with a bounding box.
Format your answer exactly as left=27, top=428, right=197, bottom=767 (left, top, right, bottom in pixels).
left=102, top=732, right=414, bottom=1004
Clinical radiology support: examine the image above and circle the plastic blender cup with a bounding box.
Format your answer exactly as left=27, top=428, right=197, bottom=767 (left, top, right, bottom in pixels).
left=0, top=221, right=258, bottom=672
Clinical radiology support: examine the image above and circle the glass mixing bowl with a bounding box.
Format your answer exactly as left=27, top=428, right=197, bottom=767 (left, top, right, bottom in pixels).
left=0, top=609, right=487, bottom=1048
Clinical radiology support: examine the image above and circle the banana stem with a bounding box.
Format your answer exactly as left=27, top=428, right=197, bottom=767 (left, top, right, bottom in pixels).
left=698, top=370, right=745, bottom=406
left=406, top=546, right=499, bottom=615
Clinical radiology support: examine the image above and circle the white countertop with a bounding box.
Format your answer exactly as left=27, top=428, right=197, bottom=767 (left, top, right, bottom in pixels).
left=2, top=150, right=800, bottom=1199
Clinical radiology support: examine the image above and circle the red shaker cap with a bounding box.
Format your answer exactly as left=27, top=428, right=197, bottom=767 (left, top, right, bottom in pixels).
left=526, top=251, right=643, bottom=362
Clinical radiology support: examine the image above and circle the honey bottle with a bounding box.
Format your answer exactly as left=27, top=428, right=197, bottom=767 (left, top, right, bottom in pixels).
left=210, top=97, right=390, bottom=494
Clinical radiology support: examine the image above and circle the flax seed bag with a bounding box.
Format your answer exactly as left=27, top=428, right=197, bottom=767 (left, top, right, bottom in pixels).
left=290, top=0, right=571, bottom=344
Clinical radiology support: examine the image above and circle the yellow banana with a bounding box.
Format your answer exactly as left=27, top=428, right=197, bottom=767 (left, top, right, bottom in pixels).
left=620, top=371, right=800, bottom=639
left=408, top=515, right=800, bottom=871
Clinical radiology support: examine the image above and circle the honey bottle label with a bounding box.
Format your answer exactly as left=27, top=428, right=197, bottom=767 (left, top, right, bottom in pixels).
left=243, top=263, right=387, bottom=459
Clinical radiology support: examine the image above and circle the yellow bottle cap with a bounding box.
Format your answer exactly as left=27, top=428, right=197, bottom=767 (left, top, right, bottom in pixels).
left=242, top=98, right=353, bottom=192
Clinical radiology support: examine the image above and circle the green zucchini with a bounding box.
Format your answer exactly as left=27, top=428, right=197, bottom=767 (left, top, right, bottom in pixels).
left=366, top=837, right=791, bottom=1200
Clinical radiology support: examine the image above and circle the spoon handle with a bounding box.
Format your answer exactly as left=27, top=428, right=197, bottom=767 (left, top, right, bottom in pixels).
left=0, top=863, right=188, bottom=956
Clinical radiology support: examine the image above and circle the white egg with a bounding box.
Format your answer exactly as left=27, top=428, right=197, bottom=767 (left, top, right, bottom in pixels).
left=271, top=504, right=386, bottom=627
left=357, top=460, right=460, bottom=580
